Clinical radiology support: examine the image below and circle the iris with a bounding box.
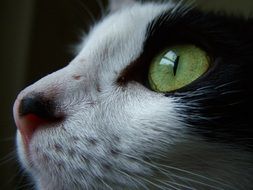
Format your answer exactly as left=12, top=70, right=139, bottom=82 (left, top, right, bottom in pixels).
left=148, top=45, right=210, bottom=92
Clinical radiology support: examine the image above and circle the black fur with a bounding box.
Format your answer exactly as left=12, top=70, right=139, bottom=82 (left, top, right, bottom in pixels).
left=119, top=8, right=253, bottom=148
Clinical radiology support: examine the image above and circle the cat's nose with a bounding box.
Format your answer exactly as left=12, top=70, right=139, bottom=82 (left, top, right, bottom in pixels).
left=13, top=93, right=64, bottom=146
left=19, top=96, right=56, bottom=119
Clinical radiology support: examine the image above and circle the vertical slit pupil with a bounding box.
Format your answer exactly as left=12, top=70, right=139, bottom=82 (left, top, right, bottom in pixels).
left=173, top=56, right=180, bottom=76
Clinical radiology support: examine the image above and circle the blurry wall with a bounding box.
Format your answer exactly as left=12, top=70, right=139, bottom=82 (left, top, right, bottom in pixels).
left=0, top=0, right=252, bottom=189
left=197, top=0, right=253, bottom=15
left=0, top=0, right=35, bottom=189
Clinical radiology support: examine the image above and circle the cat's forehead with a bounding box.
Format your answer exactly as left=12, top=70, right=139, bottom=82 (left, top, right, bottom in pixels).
left=72, top=2, right=173, bottom=70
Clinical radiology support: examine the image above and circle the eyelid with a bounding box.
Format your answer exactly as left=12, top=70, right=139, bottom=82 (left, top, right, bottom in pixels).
left=117, top=9, right=216, bottom=88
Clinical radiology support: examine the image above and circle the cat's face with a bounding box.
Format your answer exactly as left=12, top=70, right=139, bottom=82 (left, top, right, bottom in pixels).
left=13, top=0, right=253, bottom=189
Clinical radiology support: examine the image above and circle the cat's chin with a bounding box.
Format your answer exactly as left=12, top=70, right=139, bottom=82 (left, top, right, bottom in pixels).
left=16, top=127, right=55, bottom=171
left=16, top=132, right=80, bottom=189
left=16, top=131, right=32, bottom=170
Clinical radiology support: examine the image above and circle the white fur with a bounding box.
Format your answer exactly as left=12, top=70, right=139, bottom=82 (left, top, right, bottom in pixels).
left=15, top=1, right=253, bottom=190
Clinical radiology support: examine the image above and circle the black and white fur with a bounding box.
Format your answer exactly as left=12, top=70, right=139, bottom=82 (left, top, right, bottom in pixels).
left=14, top=0, right=253, bottom=189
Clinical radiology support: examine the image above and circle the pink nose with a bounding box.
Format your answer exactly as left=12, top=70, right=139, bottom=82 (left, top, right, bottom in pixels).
left=13, top=94, right=63, bottom=146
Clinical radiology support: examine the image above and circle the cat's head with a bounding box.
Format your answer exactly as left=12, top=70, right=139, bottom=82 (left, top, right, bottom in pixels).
left=13, top=0, right=253, bottom=189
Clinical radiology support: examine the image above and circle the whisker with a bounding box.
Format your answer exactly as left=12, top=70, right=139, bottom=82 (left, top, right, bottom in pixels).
left=131, top=173, right=171, bottom=190
left=119, top=152, right=235, bottom=190
left=154, top=163, right=235, bottom=190
left=163, top=171, right=225, bottom=190
left=114, top=168, right=149, bottom=190
left=75, top=0, right=97, bottom=25
left=0, top=150, right=16, bottom=166
left=0, top=136, right=15, bottom=142
left=15, top=169, right=29, bottom=190
left=97, top=177, right=113, bottom=190
left=1, top=164, right=26, bottom=190
left=118, top=152, right=183, bottom=189
left=16, top=180, right=34, bottom=190
left=156, top=179, right=182, bottom=190
left=94, top=0, right=106, bottom=17
left=167, top=180, right=197, bottom=190
left=214, top=80, right=241, bottom=90
left=157, top=179, right=196, bottom=190
left=220, top=90, right=242, bottom=96
left=9, top=171, right=23, bottom=187
left=171, top=0, right=196, bottom=16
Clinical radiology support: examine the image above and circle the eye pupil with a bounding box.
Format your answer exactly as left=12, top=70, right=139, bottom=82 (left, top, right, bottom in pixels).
left=173, top=56, right=180, bottom=76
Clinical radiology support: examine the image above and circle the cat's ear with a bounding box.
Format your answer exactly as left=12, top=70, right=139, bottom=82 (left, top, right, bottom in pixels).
left=109, top=0, right=136, bottom=12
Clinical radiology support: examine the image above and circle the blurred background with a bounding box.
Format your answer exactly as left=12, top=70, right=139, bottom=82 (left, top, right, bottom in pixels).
left=0, top=0, right=252, bottom=189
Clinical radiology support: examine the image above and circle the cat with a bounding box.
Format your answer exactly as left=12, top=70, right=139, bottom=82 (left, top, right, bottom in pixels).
left=13, top=0, right=253, bottom=189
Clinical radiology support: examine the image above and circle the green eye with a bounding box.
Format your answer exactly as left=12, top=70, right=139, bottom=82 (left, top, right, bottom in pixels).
left=148, top=44, right=210, bottom=92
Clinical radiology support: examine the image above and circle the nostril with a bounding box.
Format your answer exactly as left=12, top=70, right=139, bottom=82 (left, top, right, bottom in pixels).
left=14, top=94, right=65, bottom=146
left=19, top=95, right=56, bottom=120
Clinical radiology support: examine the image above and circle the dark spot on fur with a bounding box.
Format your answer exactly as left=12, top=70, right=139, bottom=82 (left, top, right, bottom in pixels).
left=110, top=148, right=121, bottom=156
left=102, top=163, right=112, bottom=171
left=70, top=136, right=80, bottom=143
left=57, top=162, right=65, bottom=171
left=80, top=155, right=90, bottom=163
left=42, top=154, right=50, bottom=162
left=87, top=138, right=98, bottom=145
left=54, top=143, right=63, bottom=152
left=142, top=132, right=148, bottom=136
left=68, top=149, right=76, bottom=157
left=85, top=97, right=96, bottom=107
left=112, top=135, right=120, bottom=143
left=151, top=127, right=163, bottom=133
left=75, top=168, right=85, bottom=176
left=96, top=84, right=101, bottom=92
left=142, top=155, right=151, bottom=162
left=35, top=147, right=40, bottom=154
left=72, top=75, right=81, bottom=80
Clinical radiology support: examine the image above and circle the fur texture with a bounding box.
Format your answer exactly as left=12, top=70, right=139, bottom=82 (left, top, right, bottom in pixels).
left=14, top=0, right=253, bottom=189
